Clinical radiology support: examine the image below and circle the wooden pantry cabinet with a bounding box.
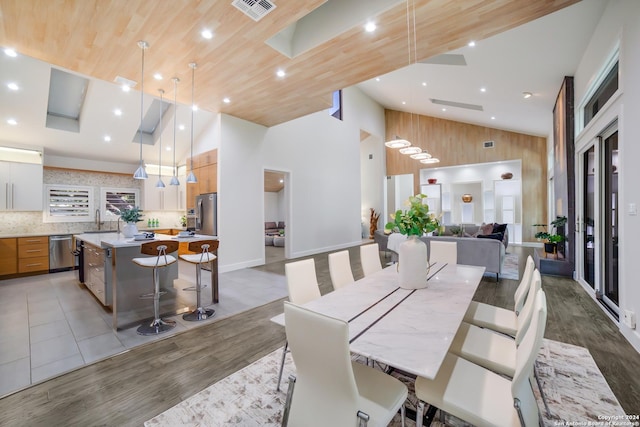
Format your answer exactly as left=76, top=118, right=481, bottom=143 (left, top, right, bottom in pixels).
left=17, top=236, right=49, bottom=274
left=186, top=149, right=218, bottom=210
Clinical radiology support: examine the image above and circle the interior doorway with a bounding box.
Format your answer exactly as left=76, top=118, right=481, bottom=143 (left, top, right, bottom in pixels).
left=263, top=169, right=289, bottom=264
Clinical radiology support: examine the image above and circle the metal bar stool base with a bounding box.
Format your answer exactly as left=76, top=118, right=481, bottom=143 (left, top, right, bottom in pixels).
left=183, top=308, right=215, bottom=321
left=137, top=318, right=176, bottom=336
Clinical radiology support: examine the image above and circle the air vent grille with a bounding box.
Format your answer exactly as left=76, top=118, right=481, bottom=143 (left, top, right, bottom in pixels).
left=232, top=0, right=276, bottom=21
left=483, top=140, right=495, bottom=148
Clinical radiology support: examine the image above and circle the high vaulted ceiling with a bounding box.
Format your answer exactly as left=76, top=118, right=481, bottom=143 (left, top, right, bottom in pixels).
left=0, top=0, right=590, bottom=165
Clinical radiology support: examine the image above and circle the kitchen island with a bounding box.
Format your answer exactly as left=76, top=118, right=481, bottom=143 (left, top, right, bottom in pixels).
left=74, top=232, right=219, bottom=331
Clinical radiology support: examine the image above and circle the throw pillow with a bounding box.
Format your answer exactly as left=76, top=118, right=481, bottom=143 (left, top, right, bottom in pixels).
left=479, top=223, right=494, bottom=236
left=478, top=232, right=504, bottom=241
left=492, top=223, right=507, bottom=234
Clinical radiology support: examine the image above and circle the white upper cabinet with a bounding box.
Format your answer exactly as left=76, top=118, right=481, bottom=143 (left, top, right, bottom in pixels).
left=0, top=161, right=43, bottom=211
left=143, top=174, right=180, bottom=211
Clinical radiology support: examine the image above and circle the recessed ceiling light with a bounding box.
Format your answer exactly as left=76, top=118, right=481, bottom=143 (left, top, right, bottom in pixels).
left=422, top=82, right=427, bottom=87
left=153, top=73, right=163, bottom=80
left=7, top=82, right=19, bottom=91
left=223, top=97, right=230, bottom=104
left=179, top=124, right=185, bottom=130
left=491, top=116, right=496, bottom=120
left=121, top=85, right=131, bottom=92
left=402, top=101, right=406, bottom=105
left=201, top=29, right=213, bottom=39
left=480, top=87, right=486, bottom=92
left=364, top=22, right=376, bottom=32
left=192, top=105, right=198, bottom=111
left=166, top=146, right=172, bottom=151
left=104, top=135, right=111, bottom=142
left=468, top=41, right=476, bottom=47
left=276, top=69, right=286, bottom=78
left=442, top=108, right=447, bottom=112
left=375, top=77, right=381, bottom=82
left=279, top=179, right=284, bottom=183
left=523, top=92, right=532, bottom=99
left=114, top=108, right=122, bottom=116
left=4, top=48, right=17, bottom=57
left=7, top=118, right=17, bottom=125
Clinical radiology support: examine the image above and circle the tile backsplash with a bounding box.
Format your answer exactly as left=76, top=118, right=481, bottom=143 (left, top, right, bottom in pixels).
left=0, top=168, right=186, bottom=235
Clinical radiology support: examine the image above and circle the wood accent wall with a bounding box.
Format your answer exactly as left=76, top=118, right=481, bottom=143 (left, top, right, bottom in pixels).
left=385, top=110, right=547, bottom=242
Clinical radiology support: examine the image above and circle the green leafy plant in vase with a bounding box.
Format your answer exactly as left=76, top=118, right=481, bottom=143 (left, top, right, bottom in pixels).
left=384, top=194, right=439, bottom=290
left=120, top=206, right=144, bottom=238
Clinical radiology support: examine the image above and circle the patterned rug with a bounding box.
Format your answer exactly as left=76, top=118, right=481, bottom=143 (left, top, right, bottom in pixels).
left=145, top=339, right=625, bottom=426
left=501, top=252, right=519, bottom=280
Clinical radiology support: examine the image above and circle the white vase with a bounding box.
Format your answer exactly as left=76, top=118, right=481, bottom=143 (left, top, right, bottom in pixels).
left=398, top=235, right=429, bottom=289
left=122, top=222, right=138, bottom=238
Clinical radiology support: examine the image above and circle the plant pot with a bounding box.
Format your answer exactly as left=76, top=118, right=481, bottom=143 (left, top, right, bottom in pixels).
left=398, top=236, right=430, bottom=289
left=544, top=242, right=557, bottom=257
left=122, top=222, right=138, bottom=238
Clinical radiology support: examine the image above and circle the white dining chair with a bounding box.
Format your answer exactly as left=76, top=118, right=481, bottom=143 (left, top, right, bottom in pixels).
left=360, top=243, right=383, bottom=277
left=449, top=283, right=546, bottom=378
left=328, top=250, right=355, bottom=290
left=463, top=255, right=536, bottom=338
left=414, top=290, right=547, bottom=427
left=276, top=258, right=322, bottom=391
left=282, top=302, right=407, bottom=427
left=428, top=240, right=457, bottom=265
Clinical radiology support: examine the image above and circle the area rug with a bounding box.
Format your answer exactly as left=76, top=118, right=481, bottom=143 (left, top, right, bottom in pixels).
left=145, top=339, right=625, bottom=426
left=501, top=252, right=519, bottom=280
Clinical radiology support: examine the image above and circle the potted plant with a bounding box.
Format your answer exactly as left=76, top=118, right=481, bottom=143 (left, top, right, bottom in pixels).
left=534, top=216, right=567, bottom=257
left=385, top=194, right=439, bottom=289
left=120, top=206, right=144, bottom=238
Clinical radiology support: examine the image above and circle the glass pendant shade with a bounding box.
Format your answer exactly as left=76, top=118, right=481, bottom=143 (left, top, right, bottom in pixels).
left=170, top=77, right=180, bottom=186
left=187, top=62, right=198, bottom=184
left=134, top=40, right=149, bottom=180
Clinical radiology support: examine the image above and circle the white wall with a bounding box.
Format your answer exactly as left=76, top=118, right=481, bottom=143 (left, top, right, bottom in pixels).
left=217, top=86, right=384, bottom=271
left=573, top=0, right=640, bottom=352
left=264, top=191, right=284, bottom=222
left=360, top=134, right=385, bottom=236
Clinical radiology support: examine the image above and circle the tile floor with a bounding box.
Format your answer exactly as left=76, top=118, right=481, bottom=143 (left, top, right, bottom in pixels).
left=0, top=262, right=287, bottom=398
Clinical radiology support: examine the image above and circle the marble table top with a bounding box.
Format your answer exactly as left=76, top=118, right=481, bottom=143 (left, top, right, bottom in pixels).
left=272, top=263, right=485, bottom=379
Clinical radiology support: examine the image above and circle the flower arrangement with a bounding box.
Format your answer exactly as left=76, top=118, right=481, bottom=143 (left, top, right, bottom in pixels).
left=120, top=206, right=144, bottom=223
left=385, top=194, right=439, bottom=236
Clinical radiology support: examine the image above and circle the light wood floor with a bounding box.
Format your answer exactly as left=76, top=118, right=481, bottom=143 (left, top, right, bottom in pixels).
left=0, top=245, right=639, bottom=426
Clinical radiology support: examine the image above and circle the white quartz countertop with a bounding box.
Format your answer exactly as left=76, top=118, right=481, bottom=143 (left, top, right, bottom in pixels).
left=74, top=232, right=217, bottom=248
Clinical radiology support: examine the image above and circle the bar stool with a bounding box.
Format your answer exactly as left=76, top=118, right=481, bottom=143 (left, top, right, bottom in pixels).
left=133, top=240, right=179, bottom=335
left=180, top=239, right=218, bottom=321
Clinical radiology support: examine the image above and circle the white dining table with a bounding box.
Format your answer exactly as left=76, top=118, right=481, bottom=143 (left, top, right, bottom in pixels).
left=271, top=263, right=485, bottom=379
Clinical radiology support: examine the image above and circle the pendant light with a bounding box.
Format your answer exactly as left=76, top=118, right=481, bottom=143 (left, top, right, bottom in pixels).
left=169, top=77, right=180, bottom=186
left=156, top=89, right=166, bottom=188
left=133, top=40, right=149, bottom=180
left=186, top=62, right=198, bottom=184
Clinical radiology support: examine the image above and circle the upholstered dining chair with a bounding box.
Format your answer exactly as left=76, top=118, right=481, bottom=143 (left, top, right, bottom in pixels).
left=281, top=302, right=407, bottom=427
left=414, top=291, right=547, bottom=427
left=276, top=258, right=322, bottom=391
left=449, top=276, right=545, bottom=378
left=360, top=243, right=383, bottom=277
left=463, top=255, right=536, bottom=338
left=328, top=250, right=355, bottom=290
left=428, top=241, right=457, bottom=265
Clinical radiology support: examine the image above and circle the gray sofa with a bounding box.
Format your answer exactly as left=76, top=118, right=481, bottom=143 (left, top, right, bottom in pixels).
left=374, top=227, right=506, bottom=280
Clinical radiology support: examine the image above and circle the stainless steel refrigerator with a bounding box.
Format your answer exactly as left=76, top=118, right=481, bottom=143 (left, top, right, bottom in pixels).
left=195, top=192, right=218, bottom=236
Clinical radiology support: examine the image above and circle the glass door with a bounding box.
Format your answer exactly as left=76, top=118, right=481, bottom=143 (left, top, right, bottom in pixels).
left=583, top=146, right=595, bottom=288
left=603, top=131, right=619, bottom=310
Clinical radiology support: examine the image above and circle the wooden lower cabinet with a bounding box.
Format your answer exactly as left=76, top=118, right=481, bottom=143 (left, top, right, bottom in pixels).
left=18, top=236, right=49, bottom=274
left=0, top=238, right=17, bottom=276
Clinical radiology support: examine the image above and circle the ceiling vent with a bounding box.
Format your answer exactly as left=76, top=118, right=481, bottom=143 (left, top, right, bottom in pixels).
left=232, top=0, right=276, bottom=21
left=483, top=140, right=495, bottom=148
left=420, top=54, right=467, bottom=66
left=430, top=98, right=483, bottom=111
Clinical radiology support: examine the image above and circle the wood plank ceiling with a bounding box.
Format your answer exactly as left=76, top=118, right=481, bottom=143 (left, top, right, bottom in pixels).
left=0, top=0, right=578, bottom=128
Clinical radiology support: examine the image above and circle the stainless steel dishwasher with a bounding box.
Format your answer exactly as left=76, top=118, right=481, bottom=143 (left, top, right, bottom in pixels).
left=49, top=235, right=74, bottom=272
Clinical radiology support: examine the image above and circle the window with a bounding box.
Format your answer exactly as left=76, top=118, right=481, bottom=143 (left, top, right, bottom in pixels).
left=583, top=60, right=618, bottom=128
left=329, top=90, right=343, bottom=121
left=43, top=185, right=94, bottom=223
left=100, top=187, right=140, bottom=220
